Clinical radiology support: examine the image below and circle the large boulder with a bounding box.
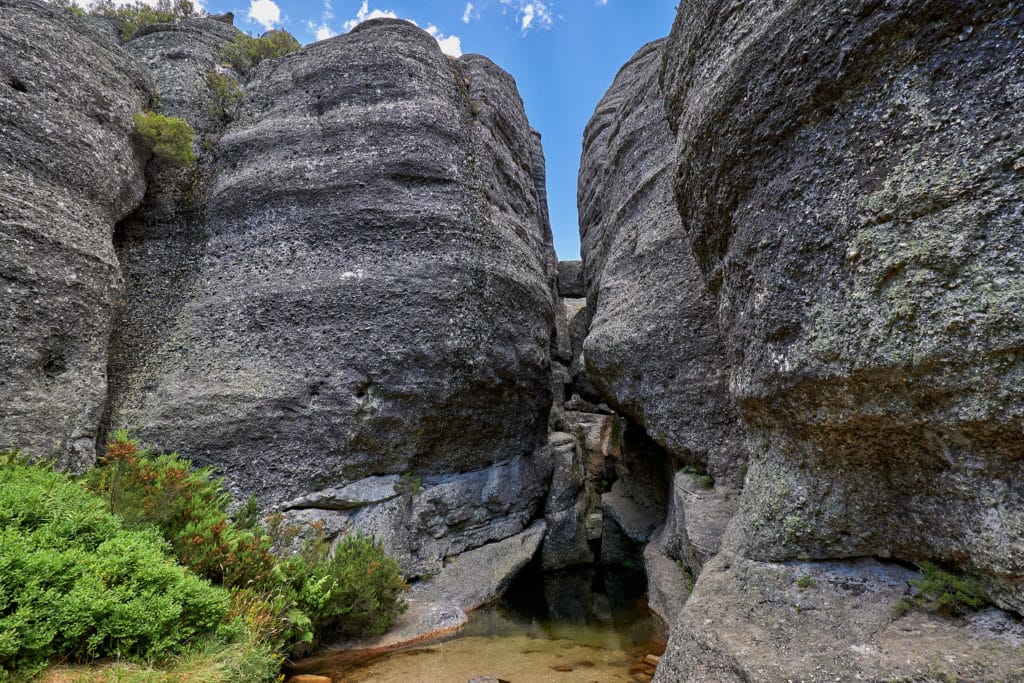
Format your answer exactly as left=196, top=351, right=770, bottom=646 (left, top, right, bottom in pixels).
left=0, top=0, right=150, bottom=469
left=654, top=552, right=1024, bottom=682
left=106, top=19, right=557, bottom=572
left=662, top=1, right=1024, bottom=612
left=577, top=39, right=746, bottom=486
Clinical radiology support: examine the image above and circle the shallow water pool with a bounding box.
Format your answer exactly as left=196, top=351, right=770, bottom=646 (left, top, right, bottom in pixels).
left=297, top=565, right=666, bottom=683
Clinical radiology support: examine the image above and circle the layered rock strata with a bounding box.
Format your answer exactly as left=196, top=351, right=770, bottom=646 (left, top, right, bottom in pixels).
left=105, top=18, right=557, bottom=574
left=0, top=0, right=150, bottom=469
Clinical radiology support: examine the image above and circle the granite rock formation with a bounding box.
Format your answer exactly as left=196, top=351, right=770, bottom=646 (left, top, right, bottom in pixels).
left=578, top=39, right=747, bottom=487
left=104, top=18, right=557, bottom=574
left=0, top=0, right=150, bottom=469
left=660, top=0, right=1024, bottom=614
left=577, top=1, right=1024, bottom=680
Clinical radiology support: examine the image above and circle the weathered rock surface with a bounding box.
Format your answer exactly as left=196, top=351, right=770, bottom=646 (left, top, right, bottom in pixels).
left=654, top=553, right=1024, bottom=682
left=282, top=451, right=551, bottom=576
left=661, top=0, right=1024, bottom=612
left=577, top=39, right=746, bottom=486
left=660, top=472, right=739, bottom=575
left=323, top=522, right=545, bottom=654
left=540, top=431, right=594, bottom=569
left=105, top=16, right=244, bottom=447
left=0, top=0, right=150, bottom=469
left=556, top=260, right=584, bottom=298
left=106, top=17, right=557, bottom=576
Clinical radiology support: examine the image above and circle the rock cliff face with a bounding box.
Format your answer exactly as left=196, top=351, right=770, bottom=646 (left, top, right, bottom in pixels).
left=1, top=5, right=556, bottom=578
left=661, top=0, right=1024, bottom=612
left=0, top=0, right=150, bottom=469
left=578, top=39, right=746, bottom=487
left=578, top=1, right=1024, bottom=680
left=104, top=18, right=556, bottom=574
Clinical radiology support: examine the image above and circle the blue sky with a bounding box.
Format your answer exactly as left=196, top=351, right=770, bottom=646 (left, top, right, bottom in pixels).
left=202, top=0, right=679, bottom=259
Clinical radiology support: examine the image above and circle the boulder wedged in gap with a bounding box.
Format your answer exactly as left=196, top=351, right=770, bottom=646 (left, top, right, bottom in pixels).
left=0, top=0, right=150, bottom=469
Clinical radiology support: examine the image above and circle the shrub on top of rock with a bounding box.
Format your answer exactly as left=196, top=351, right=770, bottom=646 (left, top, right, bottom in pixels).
left=221, top=31, right=301, bottom=75
left=75, top=0, right=201, bottom=41
left=133, top=111, right=196, bottom=166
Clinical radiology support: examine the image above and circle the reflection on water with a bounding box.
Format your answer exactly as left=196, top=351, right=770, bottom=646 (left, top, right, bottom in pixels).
left=300, top=564, right=666, bottom=683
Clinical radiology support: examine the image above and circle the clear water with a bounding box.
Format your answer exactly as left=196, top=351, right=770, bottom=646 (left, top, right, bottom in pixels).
left=296, top=565, right=666, bottom=683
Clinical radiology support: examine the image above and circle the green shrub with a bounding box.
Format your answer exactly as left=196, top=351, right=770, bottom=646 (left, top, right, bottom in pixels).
left=903, top=561, right=990, bottom=616
left=133, top=112, right=196, bottom=166
left=221, top=32, right=300, bottom=74
left=206, top=70, right=243, bottom=121
left=86, top=431, right=275, bottom=589
left=795, top=573, right=816, bottom=588
left=393, top=472, right=423, bottom=497
left=88, top=432, right=407, bottom=650
left=86, top=0, right=200, bottom=41
left=0, top=460, right=229, bottom=677
left=280, top=531, right=406, bottom=643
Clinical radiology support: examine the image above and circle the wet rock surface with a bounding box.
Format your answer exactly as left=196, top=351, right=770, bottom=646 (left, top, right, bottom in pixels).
left=0, top=0, right=150, bottom=469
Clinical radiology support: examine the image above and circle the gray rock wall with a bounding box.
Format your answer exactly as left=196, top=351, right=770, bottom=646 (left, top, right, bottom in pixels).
left=0, top=0, right=150, bottom=469
left=577, top=39, right=746, bottom=487
left=105, top=19, right=557, bottom=572
left=661, top=0, right=1024, bottom=613
left=580, top=2, right=1024, bottom=679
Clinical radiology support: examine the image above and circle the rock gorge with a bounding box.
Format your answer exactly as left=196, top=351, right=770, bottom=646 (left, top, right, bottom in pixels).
left=2, top=0, right=1024, bottom=679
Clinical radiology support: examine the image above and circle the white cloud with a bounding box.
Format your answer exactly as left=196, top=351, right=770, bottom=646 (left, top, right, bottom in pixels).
left=342, top=0, right=398, bottom=31
left=426, top=24, right=462, bottom=56
left=596, top=0, right=608, bottom=4
left=499, top=0, right=553, bottom=33
left=307, top=0, right=336, bottom=41
left=247, top=0, right=280, bottom=31
left=462, top=2, right=474, bottom=23
left=308, top=22, right=336, bottom=39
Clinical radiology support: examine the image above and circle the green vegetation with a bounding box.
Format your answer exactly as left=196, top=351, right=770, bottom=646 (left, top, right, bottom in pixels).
left=73, top=0, right=201, bottom=42
left=0, top=454, right=228, bottom=678
left=134, top=112, right=196, bottom=166
left=393, top=472, right=424, bottom=497
left=206, top=70, right=243, bottom=121
left=1, top=433, right=407, bottom=681
left=895, top=561, right=990, bottom=616
left=795, top=573, right=816, bottom=588
left=221, top=32, right=301, bottom=74
left=679, top=464, right=714, bottom=490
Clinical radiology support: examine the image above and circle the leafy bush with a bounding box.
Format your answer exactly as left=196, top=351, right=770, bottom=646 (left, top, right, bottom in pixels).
left=85, top=0, right=200, bottom=41
left=206, top=70, right=243, bottom=121
left=221, top=32, right=301, bottom=74
left=86, top=431, right=275, bottom=589
left=89, top=432, right=407, bottom=648
left=279, top=531, right=406, bottom=643
left=0, top=459, right=229, bottom=677
left=133, top=112, right=196, bottom=166
left=895, top=560, right=990, bottom=617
